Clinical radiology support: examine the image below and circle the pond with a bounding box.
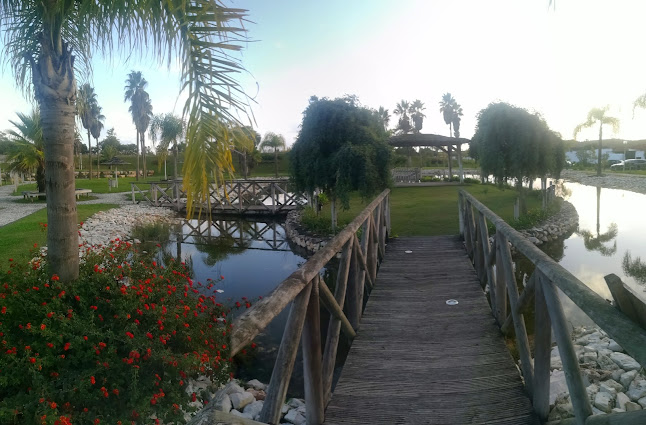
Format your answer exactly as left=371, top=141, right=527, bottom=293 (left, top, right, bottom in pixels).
left=158, top=217, right=343, bottom=396
left=522, top=181, right=646, bottom=327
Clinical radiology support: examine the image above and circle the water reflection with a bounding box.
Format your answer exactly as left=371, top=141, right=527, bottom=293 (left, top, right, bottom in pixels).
left=622, top=252, right=646, bottom=285
left=575, top=186, right=618, bottom=257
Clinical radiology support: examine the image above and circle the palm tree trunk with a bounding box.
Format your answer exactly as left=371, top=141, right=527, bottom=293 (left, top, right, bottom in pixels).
left=135, top=131, right=140, bottom=181
left=96, top=139, right=100, bottom=176
left=597, top=121, right=603, bottom=177
left=173, top=140, right=179, bottom=181
left=141, top=132, right=147, bottom=179
left=87, top=128, right=93, bottom=179
left=33, top=36, right=79, bottom=281
left=447, top=123, right=453, bottom=178
left=274, top=147, right=278, bottom=178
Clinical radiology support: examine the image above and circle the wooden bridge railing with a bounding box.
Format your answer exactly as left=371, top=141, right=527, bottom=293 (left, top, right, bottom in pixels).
left=459, top=190, right=646, bottom=425
left=227, top=189, right=391, bottom=424
left=131, top=179, right=307, bottom=214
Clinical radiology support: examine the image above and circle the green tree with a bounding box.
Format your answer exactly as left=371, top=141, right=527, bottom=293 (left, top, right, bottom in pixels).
left=89, top=104, right=105, bottom=174
left=77, top=84, right=100, bottom=179
left=573, top=106, right=620, bottom=177
left=439, top=93, right=463, bottom=177
left=409, top=99, right=426, bottom=133
left=149, top=113, right=185, bottom=181
left=124, top=71, right=154, bottom=181
left=471, top=102, right=564, bottom=213
left=260, top=132, right=286, bottom=177
left=6, top=110, right=45, bottom=192
left=377, top=106, right=390, bottom=131
left=0, top=1, right=252, bottom=281
left=394, top=100, right=412, bottom=134
left=290, top=96, right=391, bottom=231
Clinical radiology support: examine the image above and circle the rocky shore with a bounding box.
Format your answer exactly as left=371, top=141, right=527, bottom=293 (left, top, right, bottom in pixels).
left=518, top=201, right=579, bottom=246
left=561, top=169, right=646, bottom=194
left=284, top=210, right=328, bottom=254
left=548, top=326, right=646, bottom=421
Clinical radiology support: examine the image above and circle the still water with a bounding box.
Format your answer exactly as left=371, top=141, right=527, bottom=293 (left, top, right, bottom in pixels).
left=533, top=181, right=646, bottom=326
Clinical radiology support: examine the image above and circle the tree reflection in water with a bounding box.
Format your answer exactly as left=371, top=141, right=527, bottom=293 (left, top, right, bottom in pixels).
left=622, top=252, right=646, bottom=285
left=576, top=186, right=618, bottom=257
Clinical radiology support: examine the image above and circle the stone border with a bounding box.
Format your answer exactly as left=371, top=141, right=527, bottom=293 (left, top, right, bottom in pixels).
left=518, top=200, right=579, bottom=245
left=284, top=210, right=330, bottom=255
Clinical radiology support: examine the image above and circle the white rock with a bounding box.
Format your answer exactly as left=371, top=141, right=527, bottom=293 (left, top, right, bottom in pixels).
left=243, top=400, right=264, bottom=420
left=620, top=370, right=638, bottom=388
left=617, top=392, right=631, bottom=410
left=608, top=340, right=623, bottom=352
left=610, top=352, right=641, bottom=371
left=550, top=370, right=569, bottom=406
left=611, top=369, right=625, bottom=382
left=640, top=397, right=646, bottom=409
left=600, top=383, right=617, bottom=396
left=611, top=408, right=625, bottom=413
left=213, top=393, right=232, bottom=413
left=246, top=379, right=267, bottom=391
left=582, top=352, right=598, bottom=363
left=625, top=401, right=642, bottom=411
left=587, top=384, right=600, bottom=403
left=287, top=398, right=305, bottom=409
left=224, top=381, right=245, bottom=395
left=230, top=409, right=254, bottom=420
left=230, top=391, right=255, bottom=410
left=281, top=404, right=290, bottom=415
left=601, top=379, right=624, bottom=394
left=594, top=391, right=615, bottom=413
left=627, top=378, right=646, bottom=401
left=284, top=409, right=306, bottom=425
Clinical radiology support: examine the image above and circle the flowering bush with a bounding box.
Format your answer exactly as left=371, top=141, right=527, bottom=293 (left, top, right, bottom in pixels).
left=0, top=240, right=233, bottom=425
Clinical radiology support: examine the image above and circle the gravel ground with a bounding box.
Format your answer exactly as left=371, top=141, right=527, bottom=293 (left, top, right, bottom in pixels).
left=0, top=185, right=131, bottom=227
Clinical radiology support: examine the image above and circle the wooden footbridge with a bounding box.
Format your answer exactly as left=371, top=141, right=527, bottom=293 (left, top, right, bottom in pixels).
left=194, top=189, right=646, bottom=425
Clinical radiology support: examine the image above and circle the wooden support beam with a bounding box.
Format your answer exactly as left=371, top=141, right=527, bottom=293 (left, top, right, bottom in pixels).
left=258, top=284, right=313, bottom=424
left=352, top=235, right=375, bottom=290
left=501, top=272, right=536, bottom=334
left=494, top=237, right=508, bottom=325
left=318, top=275, right=356, bottom=339
left=534, top=271, right=552, bottom=422
left=497, top=232, right=534, bottom=396
left=302, top=278, right=324, bottom=425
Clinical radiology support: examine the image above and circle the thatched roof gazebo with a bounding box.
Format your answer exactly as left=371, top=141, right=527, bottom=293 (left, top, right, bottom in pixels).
left=388, top=133, right=471, bottom=182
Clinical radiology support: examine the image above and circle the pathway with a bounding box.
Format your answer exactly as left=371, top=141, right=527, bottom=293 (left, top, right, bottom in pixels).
left=323, top=236, right=539, bottom=425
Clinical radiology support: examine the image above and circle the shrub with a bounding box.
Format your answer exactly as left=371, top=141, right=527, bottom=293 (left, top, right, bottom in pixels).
left=0, top=240, right=235, bottom=425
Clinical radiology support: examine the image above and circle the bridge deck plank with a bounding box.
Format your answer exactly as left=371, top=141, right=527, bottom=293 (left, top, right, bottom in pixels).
left=323, top=236, right=539, bottom=425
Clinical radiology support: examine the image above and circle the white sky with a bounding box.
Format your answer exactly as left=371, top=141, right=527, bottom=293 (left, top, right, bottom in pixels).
left=2, top=0, right=646, bottom=148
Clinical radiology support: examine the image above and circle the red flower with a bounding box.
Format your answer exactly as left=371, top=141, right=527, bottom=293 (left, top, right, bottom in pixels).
left=40, top=324, right=46, bottom=330
left=191, top=392, right=196, bottom=402
left=90, top=376, right=96, bottom=385
left=63, top=342, right=71, bottom=351
left=146, top=332, right=153, bottom=339
left=125, top=332, right=134, bottom=339
left=1, top=306, right=5, bottom=314
left=51, top=274, right=60, bottom=281
left=29, top=357, right=36, bottom=364
left=50, top=402, right=57, bottom=409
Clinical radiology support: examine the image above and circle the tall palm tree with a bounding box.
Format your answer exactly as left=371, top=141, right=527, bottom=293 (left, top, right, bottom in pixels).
left=6, top=110, right=44, bottom=192
left=89, top=104, right=105, bottom=176
left=439, top=93, right=458, bottom=137
left=260, top=132, right=286, bottom=177
left=0, top=2, right=252, bottom=281
left=124, top=71, right=153, bottom=181
left=409, top=99, right=426, bottom=133
left=377, top=106, right=390, bottom=131
left=149, top=113, right=185, bottom=181
left=394, top=100, right=412, bottom=134
left=77, top=84, right=99, bottom=179
left=573, top=106, right=620, bottom=177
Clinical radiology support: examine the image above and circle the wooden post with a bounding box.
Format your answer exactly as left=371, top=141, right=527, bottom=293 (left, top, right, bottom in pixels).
left=367, top=213, right=378, bottom=285
left=322, top=239, right=353, bottom=402
left=458, top=193, right=465, bottom=239
left=473, top=217, right=485, bottom=286
left=345, top=239, right=362, bottom=330
left=238, top=183, right=243, bottom=213
left=131, top=184, right=136, bottom=204
left=258, top=284, right=313, bottom=424
left=494, top=234, right=508, bottom=325
left=271, top=182, right=276, bottom=213
left=477, top=212, right=494, bottom=292
left=378, top=200, right=386, bottom=258
left=534, top=271, right=552, bottom=421
left=540, top=277, right=593, bottom=425
left=498, top=232, right=534, bottom=395
left=463, top=201, right=474, bottom=257
left=302, top=278, right=324, bottom=424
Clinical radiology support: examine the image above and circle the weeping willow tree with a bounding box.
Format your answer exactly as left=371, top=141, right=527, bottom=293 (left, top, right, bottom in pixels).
left=0, top=1, right=253, bottom=281
left=290, top=95, right=391, bottom=231
left=470, top=102, right=564, bottom=214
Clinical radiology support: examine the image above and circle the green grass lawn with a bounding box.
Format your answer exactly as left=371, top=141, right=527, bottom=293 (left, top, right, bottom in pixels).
left=390, top=184, right=541, bottom=236
left=0, top=204, right=118, bottom=262
left=11, top=176, right=162, bottom=195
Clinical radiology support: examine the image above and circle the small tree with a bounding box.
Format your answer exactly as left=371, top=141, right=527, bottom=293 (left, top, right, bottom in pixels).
left=290, top=96, right=391, bottom=231
left=573, top=106, right=619, bottom=177
left=471, top=102, right=564, bottom=214
left=259, top=132, right=286, bottom=177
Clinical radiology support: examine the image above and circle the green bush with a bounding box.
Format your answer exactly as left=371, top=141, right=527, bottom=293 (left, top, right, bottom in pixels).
left=0, top=241, right=236, bottom=425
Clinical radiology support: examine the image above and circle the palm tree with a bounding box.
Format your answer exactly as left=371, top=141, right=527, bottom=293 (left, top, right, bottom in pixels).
left=6, top=110, right=44, bottom=193
left=394, top=100, right=412, bottom=134
left=573, top=106, right=620, bottom=177
left=124, top=71, right=153, bottom=181
left=77, top=84, right=99, bottom=179
left=440, top=93, right=461, bottom=177
left=409, top=99, right=426, bottom=133
left=377, top=106, right=390, bottom=131
left=260, top=132, right=286, bottom=177
left=89, top=104, right=105, bottom=176
left=149, top=113, right=185, bottom=181
left=0, top=2, right=253, bottom=281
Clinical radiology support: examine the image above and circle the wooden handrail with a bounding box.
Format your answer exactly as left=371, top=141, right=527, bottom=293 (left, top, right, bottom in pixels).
left=230, top=189, right=390, bottom=354
left=459, top=189, right=646, bottom=425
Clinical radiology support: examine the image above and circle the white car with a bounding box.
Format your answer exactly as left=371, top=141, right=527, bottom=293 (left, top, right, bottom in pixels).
left=610, top=159, right=646, bottom=170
